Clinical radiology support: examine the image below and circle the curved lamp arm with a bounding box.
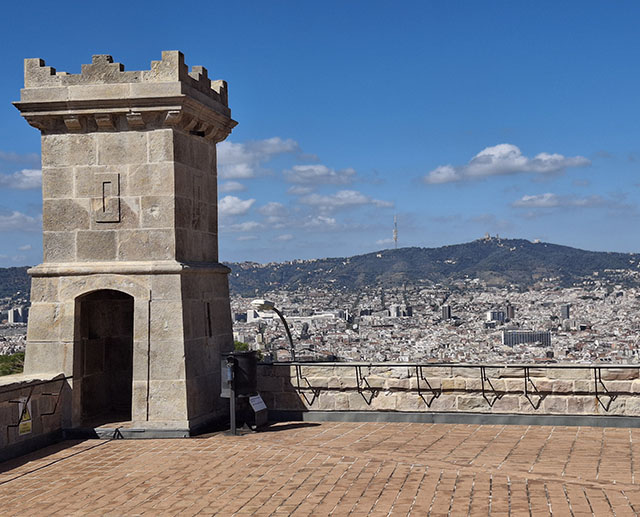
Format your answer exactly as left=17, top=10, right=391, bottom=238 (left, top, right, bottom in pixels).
left=271, top=306, right=296, bottom=361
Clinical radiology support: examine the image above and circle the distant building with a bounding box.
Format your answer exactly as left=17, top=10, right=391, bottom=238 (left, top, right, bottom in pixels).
left=389, top=304, right=412, bottom=318
left=486, top=310, right=506, bottom=323
left=502, top=330, right=551, bottom=347
left=506, top=303, right=515, bottom=320
left=441, top=305, right=452, bottom=320
left=7, top=306, right=28, bottom=324
left=561, top=304, right=571, bottom=320
left=247, top=309, right=275, bottom=322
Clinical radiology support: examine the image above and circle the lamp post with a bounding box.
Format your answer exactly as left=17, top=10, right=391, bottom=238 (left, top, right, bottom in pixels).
left=251, top=299, right=296, bottom=361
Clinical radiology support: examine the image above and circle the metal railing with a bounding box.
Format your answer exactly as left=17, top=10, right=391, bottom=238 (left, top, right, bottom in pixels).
left=269, top=362, right=637, bottom=411
left=1, top=375, right=71, bottom=441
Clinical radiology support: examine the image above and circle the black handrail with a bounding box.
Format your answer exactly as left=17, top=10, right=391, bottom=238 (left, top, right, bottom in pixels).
left=271, top=362, right=631, bottom=410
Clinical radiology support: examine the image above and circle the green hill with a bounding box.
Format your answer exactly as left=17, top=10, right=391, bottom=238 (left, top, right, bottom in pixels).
left=0, top=267, right=30, bottom=299
left=225, top=238, right=640, bottom=295
left=1, top=239, right=639, bottom=299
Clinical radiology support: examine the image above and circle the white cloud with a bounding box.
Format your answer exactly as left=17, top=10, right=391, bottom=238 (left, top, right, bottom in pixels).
left=424, top=144, right=590, bottom=184
left=237, top=235, right=258, bottom=241
left=219, top=181, right=246, bottom=193
left=257, top=202, right=289, bottom=226
left=275, top=234, right=294, bottom=241
left=230, top=221, right=263, bottom=232
left=258, top=202, right=287, bottom=217
left=217, top=137, right=300, bottom=179
left=426, top=165, right=460, bottom=184
left=302, top=215, right=337, bottom=228
left=0, top=211, right=42, bottom=232
left=219, top=196, right=256, bottom=217
left=287, top=185, right=313, bottom=195
left=17, top=244, right=32, bottom=251
left=376, top=238, right=395, bottom=245
left=0, top=169, right=42, bottom=190
left=512, top=192, right=604, bottom=208
left=299, top=190, right=394, bottom=211
left=284, top=164, right=356, bottom=185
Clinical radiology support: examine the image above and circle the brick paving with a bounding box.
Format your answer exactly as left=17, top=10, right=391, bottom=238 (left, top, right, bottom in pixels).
left=1, top=422, right=640, bottom=515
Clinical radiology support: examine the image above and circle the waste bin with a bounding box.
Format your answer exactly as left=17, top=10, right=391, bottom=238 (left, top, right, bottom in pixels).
left=230, top=350, right=257, bottom=396
left=222, top=350, right=263, bottom=434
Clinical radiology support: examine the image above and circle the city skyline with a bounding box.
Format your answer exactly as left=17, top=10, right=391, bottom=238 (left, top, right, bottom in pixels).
left=1, top=2, right=639, bottom=267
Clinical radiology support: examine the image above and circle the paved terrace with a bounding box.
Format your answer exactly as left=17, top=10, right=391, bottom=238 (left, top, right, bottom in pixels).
left=1, top=422, right=640, bottom=516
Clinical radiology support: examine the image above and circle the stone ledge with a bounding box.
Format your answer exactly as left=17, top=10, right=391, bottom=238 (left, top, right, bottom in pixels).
left=28, top=260, right=231, bottom=277
left=0, top=372, right=66, bottom=390
left=268, top=409, right=640, bottom=428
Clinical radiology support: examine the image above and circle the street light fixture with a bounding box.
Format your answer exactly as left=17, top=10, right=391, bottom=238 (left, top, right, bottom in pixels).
left=251, top=299, right=296, bottom=361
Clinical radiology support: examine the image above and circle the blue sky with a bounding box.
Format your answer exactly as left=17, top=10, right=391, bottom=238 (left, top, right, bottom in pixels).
left=1, top=1, right=639, bottom=266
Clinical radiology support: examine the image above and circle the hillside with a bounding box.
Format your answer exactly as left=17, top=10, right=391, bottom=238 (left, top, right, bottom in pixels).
left=1, top=239, right=638, bottom=299
left=0, top=267, right=30, bottom=299
left=225, top=238, right=640, bottom=295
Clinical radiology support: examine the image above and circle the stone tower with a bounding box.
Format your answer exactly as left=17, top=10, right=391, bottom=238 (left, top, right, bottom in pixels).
left=14, top=51, right=237, bottom=433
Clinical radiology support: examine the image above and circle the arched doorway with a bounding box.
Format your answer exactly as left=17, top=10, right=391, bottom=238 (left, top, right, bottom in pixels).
left=75, top=290, right=134, bottom=425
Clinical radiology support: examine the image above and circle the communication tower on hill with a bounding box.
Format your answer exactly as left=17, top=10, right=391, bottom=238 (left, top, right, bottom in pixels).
left=393, top=215, right=398, bottom=249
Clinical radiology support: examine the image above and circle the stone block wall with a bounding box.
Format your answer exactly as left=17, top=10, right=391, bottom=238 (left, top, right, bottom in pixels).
left=39, top=127, right=220, bottom=264
left=40, top=129, right=179, bottom=263
left=257, top=364, right=640, bottom=418
left=0, top=374, right=71, bottom=462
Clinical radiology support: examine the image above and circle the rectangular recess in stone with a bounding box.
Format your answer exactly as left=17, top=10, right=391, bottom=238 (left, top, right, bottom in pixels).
left=94, top=172, right=120, bottom=223
left=191, top=174, right=206, bottom=230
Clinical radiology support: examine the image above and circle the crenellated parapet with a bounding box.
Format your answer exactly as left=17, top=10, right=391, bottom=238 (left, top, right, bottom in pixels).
left=14, top=51, right=236, bottom=142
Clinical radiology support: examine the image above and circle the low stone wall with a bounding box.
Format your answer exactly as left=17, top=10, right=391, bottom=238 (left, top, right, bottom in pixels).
left=0, top=373, right=71, bottom=462
left=257, top=364, right=640, bottom=419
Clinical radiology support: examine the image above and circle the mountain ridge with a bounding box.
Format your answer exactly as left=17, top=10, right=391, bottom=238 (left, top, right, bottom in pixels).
left=1, top=238, right=638, bottom=299
left=224, top=238, right=640, bottom=295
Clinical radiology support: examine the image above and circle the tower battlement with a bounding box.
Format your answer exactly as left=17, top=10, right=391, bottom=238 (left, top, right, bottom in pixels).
left=22, top=51, right=228, bottom=106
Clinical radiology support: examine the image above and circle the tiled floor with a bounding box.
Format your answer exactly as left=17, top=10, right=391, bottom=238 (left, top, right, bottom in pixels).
left=1, top=422, right=640, bottom=515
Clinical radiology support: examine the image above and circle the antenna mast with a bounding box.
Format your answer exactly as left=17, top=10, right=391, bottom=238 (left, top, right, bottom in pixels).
left=393, top=215, right=398, bottom=249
